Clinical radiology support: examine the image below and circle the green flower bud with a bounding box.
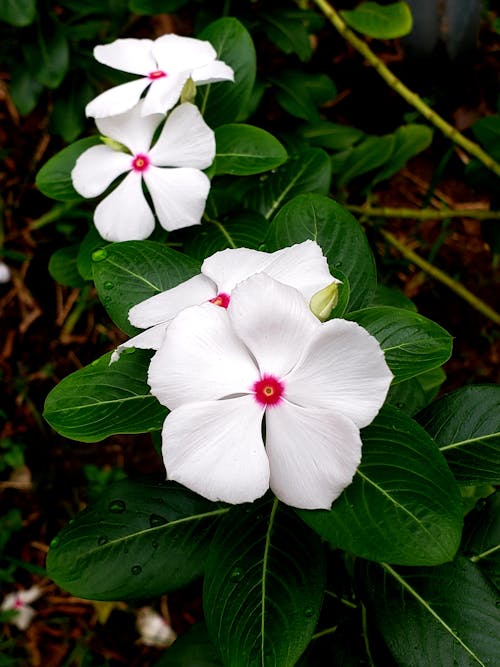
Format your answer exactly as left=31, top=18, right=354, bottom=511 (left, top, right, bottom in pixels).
left=309, top=282, right=340, bottom=322
left=100, top=136, right=130, bottom=154
left=180, top=77, right=197, bottom=104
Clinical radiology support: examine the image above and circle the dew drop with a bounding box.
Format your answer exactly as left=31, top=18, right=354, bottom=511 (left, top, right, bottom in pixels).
left=103, top=296, right=111, bottom=305
left=149, top=513, right=167, bottom=528
left=229, top=568, right=243, bottom=583
left=131, top=565, right=142, bottom=576
left=97, top=536, right=108, bottom=546
left=335, top=261, right=342, bottom=268
left=50, top=536, right=60, bottom=549
left=258, top=244, right=267, bottom=251
left=103, top=281, right=114, bottom=290
left=108, top=499, right=126, bottom=514
left=304, top=607, right=314, bottom=618
left=92, top=249, right=108, bottom=262
left=90, top=359, right=100, bottom=367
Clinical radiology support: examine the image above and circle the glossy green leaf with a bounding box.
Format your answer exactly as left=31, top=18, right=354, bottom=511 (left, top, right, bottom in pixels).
left=36, top=136, right=101, bottom=201
left=9, top=66, right=44, bottom=115
left=270, top=70, right=336, bottom=123
left=359, top=557, right=500, bottom=666
left=204, top=496, right=325, bottom=666
left=299, top=121, right=364, bottom=151
left=417, top=385, right=500, bottom=485
left=347, top=306, right=453, bottom=383
left=155, top=623, right=222, bottom=666
left=76, top=225, right=106, bottom=281
left=197, top=18, right=256, bottom=127
left=300, top=406, right=463, bottom=565
left=260, top=9, right=313, bottom=62
left=386, top=377, right=427, bottom=416
left=49, top=244, right=86, bottom=287
left=43, top=350, right=167, bottom=442
left=463, top=491, right=500, bottom=592
left=335, top=135, right=395, bottom=185
left=0, top=0, right=36, bottom=26
left=265, top=193, right=376, bottom=311
left=128, top=0, right=189, bottom=14
left=373, top=124, right=433, bottom=184
left=341, top=1, right=413, bottom=39
left=49, top=79, right=95, bottom=143
left=92, top=241, right=200, bottom=335
left=372, top=283, right=417, bottom=311
left=214, top=124, right=287, bottom=175
left=47, top=480, right=227, bottom=599
left=23, top=15, right=69, bottom=89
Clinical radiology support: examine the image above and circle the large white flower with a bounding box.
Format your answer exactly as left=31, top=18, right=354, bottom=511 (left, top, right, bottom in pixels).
left=86, top=35, right=234, bottom=118
left=111, top=240, right=340, bottom=362
left=148, top=274, right=393, bottom=510
left=72, top=101, right=215, bottom=242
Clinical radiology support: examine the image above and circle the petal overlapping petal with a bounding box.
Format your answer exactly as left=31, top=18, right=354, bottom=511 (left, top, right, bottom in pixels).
left=285, top=318, right=393, bottom=428
left=94, top=172, right=155, bottom=242
left=95, top=101, right=163, bottom=154
left=129, top=274, right=215, bottom=329
left=140, top=72, right=190, bottom=117
left=93, top=38, right=156, bottom=75
left=153, top=35, right=216, bottom=73
left=162, top=396, right=269, bottom=504
left=191, top=60, right=234, bottom=84
left=110, top=323, right=169, bottom=364
left=71, top=145, right=131, bottom=198
left=144, top=166, right=210, bottom=232
left=266, top=401, right=362, bottom=509
left=85, top=78, right=151, bottom=118
left=148, top=303, right=258, bottom=410
left=201, top=247, right=273, bottom=293
left=229, top=274, right=321, bottom=377
left=149, top=103, right=215, bottom=169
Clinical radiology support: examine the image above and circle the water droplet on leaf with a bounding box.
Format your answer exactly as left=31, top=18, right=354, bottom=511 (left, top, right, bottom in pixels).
left=108, top=499, right=126, bottom=514
left=50, top=537, right=60, bottom=549
left=97, top=536, right=108, bottom=546
left=131, top=565, right=142, bottom=576
left=103, top=281, right=114, bottom=290
left=92, top=249, right=108, bottom=262
left=229, top=568, right=243, bottom=583
left=149, top=514, right=167, bottom=527
left=304, top=607, right=314, bottom=618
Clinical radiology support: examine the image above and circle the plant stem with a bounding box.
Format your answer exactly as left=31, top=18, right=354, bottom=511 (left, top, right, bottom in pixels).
left=379, top=228, right=500, bottom=325
left=346, top=205, right=500, bottom=221
left=312, top=0, right=500, bottom=180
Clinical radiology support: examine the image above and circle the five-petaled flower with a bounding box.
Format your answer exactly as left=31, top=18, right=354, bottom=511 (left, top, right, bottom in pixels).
left=1, top=585, right=42, bottom=631
left=111, top=240, right=340, bottom=362
left=148, top=273, right=393, bottom=510
left=85, top=35, right=234, bottom=118
left=72, top=101, right=215, bottom=242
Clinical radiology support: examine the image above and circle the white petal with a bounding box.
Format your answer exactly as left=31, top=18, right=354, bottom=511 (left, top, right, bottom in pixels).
left=149, top=103, right=215, bottom=169
left=162, top=397, right=269, bottom=504
left=85, top=78, right=151, bottom=118
left=110, top=323, right=168, bottom=364
left=229, top=273, right=321, bottom=377
left=95, top=100, right=163, bottom=155
left=13, top=605, right=36, bottom=631
left=191, top=59, right=235, bottom=84
left=153, top=34, right=216, bottom=73
left=141, top=72, right=190, bottom=116
left=0, top=261, right=11, bottom=283
left=71, top=145, right=131, bottom=198
left=93, top=39, right=156, bottom=75
left=285, top=319, right=393, bottom=428
left=266, top=402, right=362, bottom=510
left=128, top=274, right=216, bottom=328
left=17, top=586, right=42, bottom=605
left=148, top=303, right=258, bottom=410
left=201, top=247, right=275, bottom=293
left=94, top=172, right=155, bottom=242
left=144, top=166, right=210, bottom=232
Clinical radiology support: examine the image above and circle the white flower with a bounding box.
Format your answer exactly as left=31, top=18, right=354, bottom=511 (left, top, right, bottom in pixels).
left=136, top=606, right=176, bottom=648
left=148, top=274, right=393, bottom=510
left=86, top=35, right=234, bottom=118
left=72, top=101, right=215, bottom=242
left=1, top=585, right=42, bottom=631
left=0, top=261, right=11, bottom=283
left=111, top=240, right=339, bottom=362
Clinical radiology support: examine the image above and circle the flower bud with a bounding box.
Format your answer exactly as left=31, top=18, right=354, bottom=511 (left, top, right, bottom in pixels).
left=100, top=135, right=129, bottom=153
left=309, top=282, right=339, bottom=322
left=181, top=77, right=197, bottom=104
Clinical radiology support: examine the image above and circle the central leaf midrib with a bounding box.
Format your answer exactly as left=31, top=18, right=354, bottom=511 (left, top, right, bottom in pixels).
left=261, top=498, right=279, bottom=664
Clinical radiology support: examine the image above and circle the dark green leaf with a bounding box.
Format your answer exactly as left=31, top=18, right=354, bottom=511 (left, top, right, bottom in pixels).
left=49, top=79, right=95, bottom=143
left=77, top=225, right=107, bottom=282
left=347, top=306, right=453, bottom=383
left=214, top=124, right=287, bottom=175
left=300, top=406, right=463, bottom=565
left=92, top=241, right=200, bottom=335
left=154, top=623, right=222, bottom=666
left=47, top=480, right=226, bottom=599
left=260, top=10, right=312, bottom=62
left=341, top=1, right=413, bottom=39
left=49, top=244, right=86, bottom=287
left=23, top=15, right=69, bottom=89
left=335, top=135, right=395, bottom=185
left=417, top=385, right=500, bottom=485
left=416, top=366, right=446, bottom=403
left=128, top=0, right=189, bottom=14
left=9, top=66, right=44, bottom=115
left=386, top=377, right=427, bottom=416
left=0, top=0, right=36, bottom=26
left=299, top=121, right=364, bottom=151
left=204, top=497, right=325, bottom=667
left=265, top=193, right=376, bottom=311
left=372, top=284, right=417, bottom=311
left=270, top=70, right=336, bottom=123
left=373, top=124, right=433, bottom=184
left=43, top=350, right=167, bottom=442
left=463, top=491, right=500, bottom=592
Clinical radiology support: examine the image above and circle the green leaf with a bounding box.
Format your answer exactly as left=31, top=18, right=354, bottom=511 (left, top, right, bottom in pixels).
left=335, top=134, right=395, bottom=185
left=49, top=244, right=87, bottom=287
left=43, top=350, right=167, bottom=442
left=347, top=306, right=453, bottom=383
left=77, top=225, right=106, bottom=282
left=300, top=406, right=463, bottom=565
left=214, top=124, right=287, bottom=175
left=260, top=9, right=313, bottom=62
left=49, top=79, right=95, bottom=143
left=359, top=557, right=500, bottom=666
left=23, top=14, right=69, bottom=89
left=464, top=491, right=500, bottom=592
left=265, top=193, right=377, bottom=312
left=372, top=283, right=417, bottom=311
left=0, top=0, right=36, bottom=26
left=341, top=1, right=413, bottom=39
left=270, top=70, right=336, bottom=123
left=245, top=149, right=332, bottom=220
left=92, top=241, right=200, bottom=336
left=386, top=377, right=428, bottom=416
left=36, top=136, right=101, bottom=201
left=197, top=18, right=256, bottom=127
left=373, top=124, right=433, bottom=184
left=128, top=0, right=189, bottom=14
left=204, top=497, right=325, bottom=667
left=417, top=385, right=500, bottom=486
left=299, top=121, right=364, bottom=151
left=154, top=623, right=222, bottom=666
left=9, top=66, right=44, bottom=115
left=47, top=479, right=226, bottom=600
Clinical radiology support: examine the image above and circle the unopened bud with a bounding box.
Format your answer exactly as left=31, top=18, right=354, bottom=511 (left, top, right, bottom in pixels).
left=100, top=135, right=129, bottom=153
left=180, top=77, right=197, bottom=104
left=310, top=282, right=340, bottom=322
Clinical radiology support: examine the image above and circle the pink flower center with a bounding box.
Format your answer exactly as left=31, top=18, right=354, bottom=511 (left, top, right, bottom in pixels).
left=209, top=293, right=230, bottom=308
left=253, top=375, right=285, bottom=407
left=131, top=153, right=150, bottom=173
left=148, top=70, right=167, bottom=80
left=13, top=597, right=24, bottom=610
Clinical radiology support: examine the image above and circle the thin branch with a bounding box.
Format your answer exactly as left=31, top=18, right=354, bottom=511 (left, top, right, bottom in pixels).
left=347, top=205, right=500, bottom=221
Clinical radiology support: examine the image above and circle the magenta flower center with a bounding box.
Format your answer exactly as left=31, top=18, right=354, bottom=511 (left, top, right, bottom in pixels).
left=148, top=70, right=167, bottom=80
left=13, top=597, right=23, bottom=610
left=131, top=153, right=150, bottom=172
left=209, top=293, right=230, bottom=308
left=253, top=374, right=285, bottom=407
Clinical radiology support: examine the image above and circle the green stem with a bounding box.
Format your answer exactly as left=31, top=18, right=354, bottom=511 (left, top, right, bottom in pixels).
left=312, top=625, right=338, bottom=640
left=312, top=0, right=500, bottom=180
left=30, top=202, right=77, bottom=230
left=361, top=604, right=376, bottom=667
left=379, top=228, right=500, bottom=325
left=347, top=205, right=500, bottom=221
left=61, top=285, right=92, bottom=337
left=470, top=543, right=500, bottom=563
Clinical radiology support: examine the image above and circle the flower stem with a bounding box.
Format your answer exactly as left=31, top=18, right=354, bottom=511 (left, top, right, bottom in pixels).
left=346, top=205, right=500, bottom=221
left=311, top=0, right=500, bottom=180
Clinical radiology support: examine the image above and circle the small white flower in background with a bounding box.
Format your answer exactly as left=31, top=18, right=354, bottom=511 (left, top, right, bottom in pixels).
left=72, top=101, right=215, bottom=242
left=136, top=606, right=176, bottom=648
left=0, top=261, right=11, bottom=283
left=86, top=34, right=234, bottom=119
left=148, top=273, right=393, bottom=510
left=1, top=585, right=42, bottom=630
left=111, top=240, right=339, bottom=362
